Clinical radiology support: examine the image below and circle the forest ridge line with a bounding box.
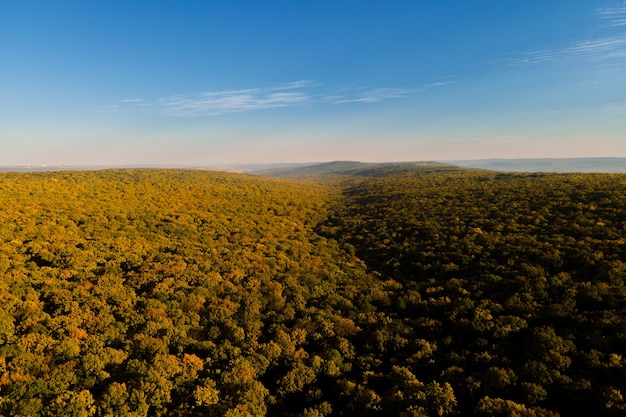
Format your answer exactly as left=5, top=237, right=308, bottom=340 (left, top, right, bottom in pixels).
left=1, top=157, right=625, bottom=174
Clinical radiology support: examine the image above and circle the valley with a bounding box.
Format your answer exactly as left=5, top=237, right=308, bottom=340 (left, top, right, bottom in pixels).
left=0, top=164, right=625, bottom=416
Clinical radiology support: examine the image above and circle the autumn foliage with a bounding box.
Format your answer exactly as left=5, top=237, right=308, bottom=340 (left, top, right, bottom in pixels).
left=0, top=167, right=625, bottom=416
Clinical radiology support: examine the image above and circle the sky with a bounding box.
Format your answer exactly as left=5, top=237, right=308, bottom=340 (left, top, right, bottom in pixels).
left=1, top=1, right=626, bottom=166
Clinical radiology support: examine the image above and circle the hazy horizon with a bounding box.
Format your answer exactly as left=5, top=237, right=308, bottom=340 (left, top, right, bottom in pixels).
left=2, top=1, right=626, bottom=166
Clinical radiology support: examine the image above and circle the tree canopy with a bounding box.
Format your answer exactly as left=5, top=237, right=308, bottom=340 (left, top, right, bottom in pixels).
left=0, top=167, right=625, bottom=416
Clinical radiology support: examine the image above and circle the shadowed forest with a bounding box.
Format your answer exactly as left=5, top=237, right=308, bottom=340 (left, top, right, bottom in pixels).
left=0, top=164, right=625, bottom=416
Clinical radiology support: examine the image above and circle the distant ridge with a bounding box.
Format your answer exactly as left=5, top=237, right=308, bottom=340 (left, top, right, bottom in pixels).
left=0, top=164, right=253, bottom=173
left=446, top=157, right=626, bottom=173
left=0, top=165, right=114, bottom=173
left=3, top=158, right=624, bottom=174
left=253, top=161, right=460, bottom=178
left=252, top=161, right=370, bottom=177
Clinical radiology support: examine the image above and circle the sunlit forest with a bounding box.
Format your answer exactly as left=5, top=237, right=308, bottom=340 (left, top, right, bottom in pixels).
left=1, top=165, right=625, bottom=416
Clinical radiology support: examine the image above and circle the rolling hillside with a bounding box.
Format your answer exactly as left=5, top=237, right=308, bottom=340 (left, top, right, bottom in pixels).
left=0, top=166, right=625, bottom=416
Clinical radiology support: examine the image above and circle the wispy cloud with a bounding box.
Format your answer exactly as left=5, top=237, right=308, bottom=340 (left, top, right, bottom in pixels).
left=156, top=81, right=312, bottom=116
left=507, top=4, right=626, bottom=67
left=597, top=2, right=626, bottom=27
left=424, top=81, right=457, bottom=88
left=334, top=87, right=412, bottom=104
left=111, top=81, right=313, bottom=117
left=106, top=79, right=455, bottom=115
left=507, top=36, right=626, bottom=65
left=599, top=101, right=626, bottom=113
left=333, top=81, right=456, bottom=104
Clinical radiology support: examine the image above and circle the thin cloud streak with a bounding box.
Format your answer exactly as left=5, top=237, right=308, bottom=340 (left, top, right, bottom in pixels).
left=335, top=87, right=411, bottom=104
left=598, top=102, right=626, bottom=113
left=107, top=79, right=456, bottom=115
left=597, top=2, right=626, bottom=27
left=159, top=91, right=309, bottom=117
left=507, top=5, right=626, bottom=67
left=334, top=81, right=456, bottom=104
left=101, top=80, right=313, bottom=117
left=507, top=36, right=626, bottom=65
left=126, top=81, right=313, bottom=117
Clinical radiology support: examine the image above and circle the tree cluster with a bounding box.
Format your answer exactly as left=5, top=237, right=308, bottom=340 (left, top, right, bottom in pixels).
left=323, top=170, right=626, bottom=416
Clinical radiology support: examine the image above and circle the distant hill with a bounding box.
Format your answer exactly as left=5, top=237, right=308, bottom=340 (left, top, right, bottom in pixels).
left=3, top=158, right=624, bottom=174
left=446, top=157, right=626, bottom=173
left=253, top=158, right=626, bottom=178
left=253, top=160, right=461, bottom=178
left=0, top=164, right=241, bottom=173
left=0, top=165, right=111, bottom=172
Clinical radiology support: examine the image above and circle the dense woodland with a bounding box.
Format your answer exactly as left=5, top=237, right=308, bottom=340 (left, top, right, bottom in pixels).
left=0, top=165, right=625, bottom=416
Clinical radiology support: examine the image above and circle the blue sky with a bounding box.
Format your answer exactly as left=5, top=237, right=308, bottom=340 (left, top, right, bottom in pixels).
left=1, top=1, right=626, bottom=165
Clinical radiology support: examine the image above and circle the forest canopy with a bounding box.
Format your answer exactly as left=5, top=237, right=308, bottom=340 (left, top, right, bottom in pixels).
left=0, top=167, right=625, bottom=416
